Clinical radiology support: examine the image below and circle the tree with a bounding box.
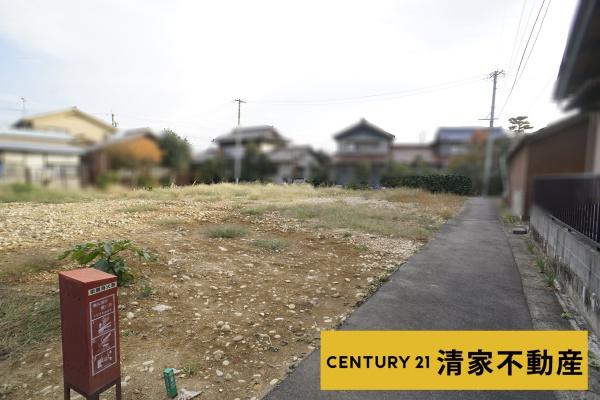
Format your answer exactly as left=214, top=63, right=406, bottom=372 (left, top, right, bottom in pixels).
left=448, top=138, right=510, bottom=195
left=158, top=129, right=192, bottom=184
left=508, top=116, right=534, bottom=136
left=240, top=143, right=276, bottom=182
left=192, top=155, right=232, bottom=184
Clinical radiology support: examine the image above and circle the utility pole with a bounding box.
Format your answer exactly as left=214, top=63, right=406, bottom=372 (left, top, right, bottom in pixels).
left=20, top=97, right=27, bottom=115
left=482, top=70, right=504, bottom=196
left=233, top=98, right=246, bottom=184
left=111, top=113, right=118, bottom=128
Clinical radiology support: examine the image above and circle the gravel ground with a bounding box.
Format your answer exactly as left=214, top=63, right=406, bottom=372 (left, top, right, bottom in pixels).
left=0, top=188, right=460, bottom=400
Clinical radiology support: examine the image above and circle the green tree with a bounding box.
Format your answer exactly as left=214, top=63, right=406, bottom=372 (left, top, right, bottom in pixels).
left=159, top=129, right=192, bottom=184
left=240, top=143, right=276, bottom=182
left=448, top=139, right=510, bottom=195
left=508, top=116, right=534, bottom=136
left=192, top=155, right=232, bottom=184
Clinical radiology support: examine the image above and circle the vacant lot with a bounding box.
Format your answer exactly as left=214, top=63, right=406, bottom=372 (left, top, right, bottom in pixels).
left=0, top=183, right=463, bottom=399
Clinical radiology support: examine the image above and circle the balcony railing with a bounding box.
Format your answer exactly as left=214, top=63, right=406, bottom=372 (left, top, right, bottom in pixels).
left=533, top=175, right=600, bottom=244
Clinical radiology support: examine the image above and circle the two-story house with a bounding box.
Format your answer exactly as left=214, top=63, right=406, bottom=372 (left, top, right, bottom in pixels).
left=332, top=119, right=395, bottom=186
left=212, top=125, right=288, bottom=158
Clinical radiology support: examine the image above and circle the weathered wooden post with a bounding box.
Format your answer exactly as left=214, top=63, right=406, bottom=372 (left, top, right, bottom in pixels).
left=59, top=268, right=122, bottom=400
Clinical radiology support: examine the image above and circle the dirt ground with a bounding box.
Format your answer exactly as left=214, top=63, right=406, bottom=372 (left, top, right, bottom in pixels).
left=0, top=185, right=463, bottom=400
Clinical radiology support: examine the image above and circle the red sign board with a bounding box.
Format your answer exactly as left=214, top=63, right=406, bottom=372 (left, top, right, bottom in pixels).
left=59, top=268, right=121, bottom=396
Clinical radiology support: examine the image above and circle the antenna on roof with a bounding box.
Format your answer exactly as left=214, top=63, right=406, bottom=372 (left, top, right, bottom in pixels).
left=111, top=113, right=118, bottom=128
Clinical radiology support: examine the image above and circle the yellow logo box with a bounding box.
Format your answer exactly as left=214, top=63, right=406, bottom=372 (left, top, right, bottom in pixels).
left=321, top=330, right=587, bottom=390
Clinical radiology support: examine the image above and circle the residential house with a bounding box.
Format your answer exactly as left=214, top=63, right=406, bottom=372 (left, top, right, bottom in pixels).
left=268, top=145, right=320, bottom=183
left=431, top=127, right=507, bottom=167
left=212, top=125, right=288, bottom=158
left=14, top=107, right=117, bottom=145
left=506, top=113, right=598, bottom=218
left=332, top=119, right=395, bottom=186
left=392, top=144, right=439, bottom=167
left=82, top=128, right=163, bottom=185
left=506, top=0, right=600, bottom=219
left=509, top=0, right=600, bottom=336
left=198, top=125, right=320, bottom=183
left=0, top=128, right=82, bottom=187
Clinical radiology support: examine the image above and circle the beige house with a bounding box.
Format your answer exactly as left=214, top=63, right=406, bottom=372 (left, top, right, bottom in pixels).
left=0, top=128, right=82, bottom=188
left=14, top=107, right=116, bottom=145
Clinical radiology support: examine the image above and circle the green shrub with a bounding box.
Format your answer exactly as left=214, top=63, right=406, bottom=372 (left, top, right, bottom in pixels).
left=206, top=225, right=247, bottom=238
left=60, top=240, right=156, bottom=285
left=96, top=171, right=119, bottom=190
left=252, top=238, right=288, bottom=251
left=380, top=174, right=472, bottom=195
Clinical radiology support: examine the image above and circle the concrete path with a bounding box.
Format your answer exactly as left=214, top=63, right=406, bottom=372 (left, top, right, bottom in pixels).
left=266, top=198, right=554, bottom=400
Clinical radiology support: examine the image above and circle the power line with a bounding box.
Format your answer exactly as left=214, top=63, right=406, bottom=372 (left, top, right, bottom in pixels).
left=498, top=0, right=548, bottom=117
left=507, top=0, right=528, bottom=75
left=517, top=0, right=552, bottom=84
left=233, top=98, right=246, bottom=184
left=250, top=75, right=487, bottom=106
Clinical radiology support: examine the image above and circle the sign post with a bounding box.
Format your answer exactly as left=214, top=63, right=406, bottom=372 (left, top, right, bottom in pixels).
left=59, top=268, right=122, bottom=400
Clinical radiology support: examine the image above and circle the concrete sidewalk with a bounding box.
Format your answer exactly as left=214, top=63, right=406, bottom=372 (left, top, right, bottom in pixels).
left=266, top=198, right=553, bottom=400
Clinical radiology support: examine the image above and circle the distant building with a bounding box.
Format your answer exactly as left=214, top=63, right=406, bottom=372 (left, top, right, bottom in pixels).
left=197, top=125, right=320, bottom=183
left=268, top=145, right=320, bottom=183
left=82, top=128, right=163, bottom=185
left=332, top=119, right=394, bottom=186
left=213, top=125, right=288, bottom=158
left=0, top=128, right=82, bottom=187
left=431, top=127, right=507, bottom=167
left=14, top=107, right=116, bottom=145
left=392, top=144, right=439, bottom=167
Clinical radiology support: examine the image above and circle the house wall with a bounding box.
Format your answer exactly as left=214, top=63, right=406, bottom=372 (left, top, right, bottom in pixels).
left=508, top=116, right=591, bottom=218
left=336, top=131, right=391, bottom=155
left=0, top=151, right=80, bottom=188
left=531, top=205, right=600, bottom=336
left=525, top=118, right=589, bottom=216
left=507, top=146, right=529, bottom=217
left=28, top=113, right=113, bottom=144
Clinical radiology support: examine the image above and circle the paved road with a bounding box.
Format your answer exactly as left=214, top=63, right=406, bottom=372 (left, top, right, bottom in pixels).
left=266, top=198, right=554, bottom=400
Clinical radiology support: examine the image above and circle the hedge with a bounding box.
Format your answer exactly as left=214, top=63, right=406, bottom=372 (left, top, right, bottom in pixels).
left=380, top=174, right=472, bottom=195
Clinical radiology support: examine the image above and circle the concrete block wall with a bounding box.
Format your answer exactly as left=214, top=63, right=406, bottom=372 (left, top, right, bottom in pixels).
left=531, top=205, right=600, bottom=336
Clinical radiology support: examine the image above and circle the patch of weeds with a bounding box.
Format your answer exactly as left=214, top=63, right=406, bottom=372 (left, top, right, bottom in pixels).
left=525, top=238, right=536, bottom=254
left=123, top=329, right=137, bottom=337
left=182, top=363, right=200, bottom=376
left=535, top=255, right=546, bottom=273
left=138, top=282, right=154, bottom=298
left=154, top=218, right=184, bottom=228
left=0, top=253, right=59, bottom=279
left=353, top=244, right=369, bottom=252
left=119, top=204, right=159, bottom=213
left=240, top=204, right=276, bottom=215
left=561, top=312, right=574, bottom=320
left=206, top=225, right=247, bottom=239
left=252, top=239, right=288, bottom=251
left=0, top=293, right=61, bottom=359
left=501, top=211, right=519, bottom=225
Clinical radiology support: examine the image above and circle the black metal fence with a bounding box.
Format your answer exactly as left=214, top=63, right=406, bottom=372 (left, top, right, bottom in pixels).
left=533, top=175, right=600, bottom=243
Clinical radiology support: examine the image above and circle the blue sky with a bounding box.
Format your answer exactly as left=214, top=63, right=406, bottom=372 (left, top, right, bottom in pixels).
left=0, top=0, right=579, bottom=152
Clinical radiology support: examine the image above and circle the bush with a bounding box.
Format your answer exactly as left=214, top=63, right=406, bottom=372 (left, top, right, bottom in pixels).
left=96, top=171, right=119, bottom=190
left=381, top=174, right=472, bottom=195
left=60, top=240, right=156, bottom=285
left=206, top=225, right=247, bottom=238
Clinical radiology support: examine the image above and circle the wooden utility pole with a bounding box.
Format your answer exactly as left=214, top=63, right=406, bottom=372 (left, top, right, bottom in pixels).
left=482, top=70, right=504, bottom=196
left=233, top=98, right=246, bottom=184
